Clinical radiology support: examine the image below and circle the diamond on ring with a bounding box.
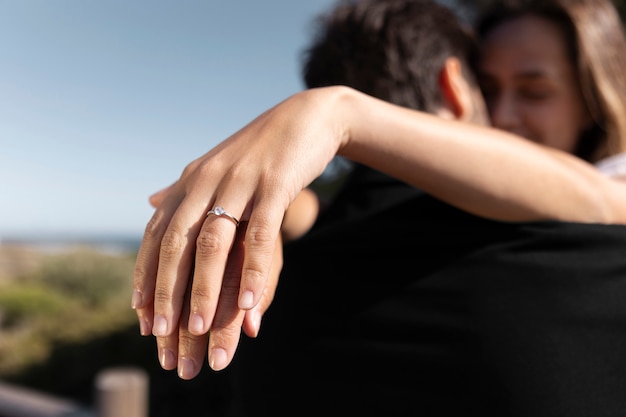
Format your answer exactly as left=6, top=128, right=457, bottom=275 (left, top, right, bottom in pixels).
left=207, top=206, right=240, bottom=226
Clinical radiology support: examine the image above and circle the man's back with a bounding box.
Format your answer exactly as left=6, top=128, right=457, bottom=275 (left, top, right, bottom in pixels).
left=235, top=193, right=626, bottom=416
left=236, top=192, right=495, bottom=415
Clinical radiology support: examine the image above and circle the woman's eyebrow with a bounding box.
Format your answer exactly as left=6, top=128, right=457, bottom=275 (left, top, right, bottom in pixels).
left=514, top=69, right=553, bottom=80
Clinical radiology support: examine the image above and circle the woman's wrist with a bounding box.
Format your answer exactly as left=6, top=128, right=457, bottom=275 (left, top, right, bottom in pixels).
left=296, top=85, right=361, bottom=161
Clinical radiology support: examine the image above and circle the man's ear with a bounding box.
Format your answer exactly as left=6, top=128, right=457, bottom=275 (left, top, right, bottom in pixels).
left=438, top=57, right=474, bottom=121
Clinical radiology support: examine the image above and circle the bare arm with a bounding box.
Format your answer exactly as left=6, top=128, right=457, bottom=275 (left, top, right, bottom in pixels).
left=338, top=87, right=626, bottom=224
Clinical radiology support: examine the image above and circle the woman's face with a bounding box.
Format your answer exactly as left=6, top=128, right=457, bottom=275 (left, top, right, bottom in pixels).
left=478, top=14, right=592, bottom=153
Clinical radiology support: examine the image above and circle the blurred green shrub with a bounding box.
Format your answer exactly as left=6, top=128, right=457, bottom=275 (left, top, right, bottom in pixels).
left=0, top=284, right=68, bottom=328
left=0, top=246, right=138, bottom=376
left=29, top=249, right=135, bottom=307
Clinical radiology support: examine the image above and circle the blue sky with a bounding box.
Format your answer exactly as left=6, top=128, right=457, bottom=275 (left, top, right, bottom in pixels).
left=0, top=0, right=340, bottom=238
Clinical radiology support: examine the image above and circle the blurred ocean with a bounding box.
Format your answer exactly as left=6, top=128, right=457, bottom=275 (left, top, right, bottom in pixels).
left=0, top=233, right=142, bottom=255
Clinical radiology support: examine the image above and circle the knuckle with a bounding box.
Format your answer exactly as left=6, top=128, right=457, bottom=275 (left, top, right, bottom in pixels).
left=155, top=335, right=174, bottom=351
left=181, top=159, right=202, bottom=180
left=180, top=164, right=194, bottom=179
left=133, top=260, right=148, bottom=283
left=134, top=215, right=164, bottom=284
left=241, top=222, right=275, bottom=285
left=190, top=285, right=214, bottom=306
left=197, top=159, right=216, bottom=177
left=178, top=332, right=203, bottom=348
left=153, top=285, right=174, bottom=305
left=196, top=229, right=229, bottom=258
left=246, top=222, right=275, bottom=249
left=143, top=213, right=164, bottom=242
left=191, top=284, right=212, bottom=299
left=160, top=229, right=186, bottom=260
left=133, top=247, right=157, bottom=281
left=242, top=264, right=266, bottom=286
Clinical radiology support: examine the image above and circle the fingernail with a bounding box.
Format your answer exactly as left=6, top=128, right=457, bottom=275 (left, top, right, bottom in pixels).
left=160, top=348, right=177, bottom=370
left=139, top=317, right=151, bottom=336
left=239, top=290, right=254, bottom=309
left=131, top=289, right=143, bottom=309
left=188, top=313, right=204, bottom=335
left=178, top=357, right=197, bottom=380
left=209, top=348, right=228, bottom=371
left=152, top=314, right=169, bottom=336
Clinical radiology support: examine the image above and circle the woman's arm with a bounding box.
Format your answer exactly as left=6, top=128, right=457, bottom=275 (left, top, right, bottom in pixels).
left=338, top=87, right=626, bottom=224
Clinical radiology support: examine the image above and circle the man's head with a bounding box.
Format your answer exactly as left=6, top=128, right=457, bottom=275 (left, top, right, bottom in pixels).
left=301, top=0, right=489, bottom=125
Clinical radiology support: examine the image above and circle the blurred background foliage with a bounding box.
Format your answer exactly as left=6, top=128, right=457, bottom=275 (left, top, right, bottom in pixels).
left=0, top=245, right=237, bottom=417
left=0, top=247, right=136, bottom=376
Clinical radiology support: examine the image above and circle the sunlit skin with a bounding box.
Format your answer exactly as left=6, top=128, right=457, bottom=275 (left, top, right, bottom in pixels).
left=478, top=15, right=593, bottom=154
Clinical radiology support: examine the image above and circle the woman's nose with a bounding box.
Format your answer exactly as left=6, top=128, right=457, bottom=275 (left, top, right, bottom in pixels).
left=488, top=92, right=522, bottom=133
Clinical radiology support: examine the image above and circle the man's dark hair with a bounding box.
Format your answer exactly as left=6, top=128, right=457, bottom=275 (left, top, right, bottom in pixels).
left=301, top=0, right=479, bottom=113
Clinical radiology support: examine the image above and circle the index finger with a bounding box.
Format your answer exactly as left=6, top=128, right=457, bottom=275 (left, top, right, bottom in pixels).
left=132, top=191, right=183, bottom=334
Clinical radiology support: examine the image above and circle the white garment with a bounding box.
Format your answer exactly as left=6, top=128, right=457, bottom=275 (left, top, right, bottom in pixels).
left=595, top=152, right=626, bottom=177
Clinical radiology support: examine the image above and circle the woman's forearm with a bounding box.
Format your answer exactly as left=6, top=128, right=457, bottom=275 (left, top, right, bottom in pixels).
left=332, top=86, right=626, bottom=223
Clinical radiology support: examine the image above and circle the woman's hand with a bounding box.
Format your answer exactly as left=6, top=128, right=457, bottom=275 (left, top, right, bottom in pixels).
left=141, top=183, right=283, bottom=375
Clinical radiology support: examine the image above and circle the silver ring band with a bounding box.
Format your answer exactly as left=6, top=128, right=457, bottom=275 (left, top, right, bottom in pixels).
left=206, top=206, right=240, bottom=226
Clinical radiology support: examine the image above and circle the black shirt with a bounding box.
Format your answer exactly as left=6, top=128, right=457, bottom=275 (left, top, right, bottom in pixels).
left=232, top=166, right=626, bottom=416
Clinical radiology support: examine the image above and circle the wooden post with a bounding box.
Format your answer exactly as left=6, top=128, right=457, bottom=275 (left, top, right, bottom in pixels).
left=95, top=367, right=148, bottom=417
